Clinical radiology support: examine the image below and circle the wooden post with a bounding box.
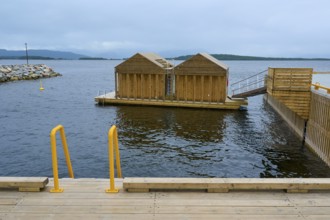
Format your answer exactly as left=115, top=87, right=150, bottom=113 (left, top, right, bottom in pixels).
left=134, top=74, right=137, bottom=100
left=149, top=74, right=151, bottom=100
left=156, top=74, right=159, bottom=101
left=115, top=72, right=118, bottom=99
left=201, top=76, right=204, bottom=102
left=193, top=75, right=196, bottom=103
left=185, top=75, right=188, bottom=102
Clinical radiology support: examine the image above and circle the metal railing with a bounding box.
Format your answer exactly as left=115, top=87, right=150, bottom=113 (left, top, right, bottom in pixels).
left=313, top=71, right=330, bottom=74
left=106, top=125, right=122, bottom=193
left=312, top=83, right=330, bottom=94
left=50, top=125, right=74, bottom=193
left=231, top=69, right=268, bottom=96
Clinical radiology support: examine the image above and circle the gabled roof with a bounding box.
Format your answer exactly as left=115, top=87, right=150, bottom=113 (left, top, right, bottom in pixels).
left=138, top=53, right=174, bottom=68
left=198, top=53, right=229, bottom=70
left=115, top=52, right=174, bottom=69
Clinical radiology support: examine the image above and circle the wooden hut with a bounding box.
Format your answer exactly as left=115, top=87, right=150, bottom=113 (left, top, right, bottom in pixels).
left=95, top=52, right=246, bottom=109
left=174, top=53, right=229, bottom=103
left=115, top=53, right=174, bottom=100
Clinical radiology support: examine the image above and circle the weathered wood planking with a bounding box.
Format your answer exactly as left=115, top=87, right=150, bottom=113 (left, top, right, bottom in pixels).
left=95, top=92, right=247, bottom=110
left=267, top=68, right=312, bottom=120
left=1, top=178, right=330, bottom=219
left=306, top=91, right=330, bottom=166
left=175, top=53, right=228, bottom=103
left=123, top=178, right=330, bottom=193
left=0, top=177, right=48, bottom=192
left=115, top=53, right=170, bottom=100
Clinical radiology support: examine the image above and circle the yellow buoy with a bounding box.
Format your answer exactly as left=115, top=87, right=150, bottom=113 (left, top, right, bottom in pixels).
left=39, top=80, right=45, bottom=91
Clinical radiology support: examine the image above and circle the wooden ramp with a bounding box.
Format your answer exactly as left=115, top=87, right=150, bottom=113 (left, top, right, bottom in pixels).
left=232, top=86, right=267, bottom=98
left=231, top=69, right=268, bottom=98
left=1, top=178, right=330, bottom=219
left=123, top=178, right=330, bottom=193
left=0, top=177, right=48, bottom=192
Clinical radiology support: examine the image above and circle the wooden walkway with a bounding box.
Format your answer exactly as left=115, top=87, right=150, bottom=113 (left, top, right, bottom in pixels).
left=232, top=86, right=267, bottom=98
left=1, top=178, right=330, bottom=219
left=95, top=92, right=247, bottom=110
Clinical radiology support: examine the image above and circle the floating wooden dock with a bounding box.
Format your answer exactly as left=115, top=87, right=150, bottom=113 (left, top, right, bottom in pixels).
left=1, top=178, right=330, bottom=219
left=95, top=92, right=247, bottom=110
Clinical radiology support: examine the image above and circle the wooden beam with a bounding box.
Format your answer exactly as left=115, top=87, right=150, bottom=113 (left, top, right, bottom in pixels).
left=123, top=178, right=330, bottom=193
left=0, top=177, right=48, bottom=192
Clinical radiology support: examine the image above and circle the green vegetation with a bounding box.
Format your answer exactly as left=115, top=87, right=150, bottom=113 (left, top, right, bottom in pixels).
left=79, top=57, right=108, bottom=60
left=172, top=54, right=330, bottom=61
left=0, top=56, right=55, bottom=60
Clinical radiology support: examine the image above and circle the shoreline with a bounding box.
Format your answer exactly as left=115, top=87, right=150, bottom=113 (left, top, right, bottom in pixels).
left=0, top=64, right=61, bottom=83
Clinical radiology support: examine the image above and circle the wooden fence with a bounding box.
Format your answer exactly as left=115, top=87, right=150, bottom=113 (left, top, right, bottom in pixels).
left=267, top=68, right=312, bottom=120
left=305, top=91, right=330, bottom=166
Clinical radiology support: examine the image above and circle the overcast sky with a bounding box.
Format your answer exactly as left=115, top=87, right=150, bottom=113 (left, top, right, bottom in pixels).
left=1, top=0, right=330, bottom=58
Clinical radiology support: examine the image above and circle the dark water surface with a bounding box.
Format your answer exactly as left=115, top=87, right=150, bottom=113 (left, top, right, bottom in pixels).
left=1, top=60, right=330, bottom=178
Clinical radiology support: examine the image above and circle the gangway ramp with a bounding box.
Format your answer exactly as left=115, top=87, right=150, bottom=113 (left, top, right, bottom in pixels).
left=231, top=69, right=268, bottom=98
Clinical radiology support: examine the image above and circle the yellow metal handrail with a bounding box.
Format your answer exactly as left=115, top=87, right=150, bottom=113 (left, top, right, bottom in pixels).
left=106, top=125, right=122, bottom=193
left=312, top=83, right=330, bottom=94
left=50, top=125, right=74, bottom=193
left=313, top=72, right=330, bottom=74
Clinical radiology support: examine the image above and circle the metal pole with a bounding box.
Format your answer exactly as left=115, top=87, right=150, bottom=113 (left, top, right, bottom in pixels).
left=25, top=43, right=29, bottom=65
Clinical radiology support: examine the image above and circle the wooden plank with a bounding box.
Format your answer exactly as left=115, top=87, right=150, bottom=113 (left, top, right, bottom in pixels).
left=201, top=75, right=204, bottom=102
left=155, top=206, right=300, bottom=214
left=123, top=178, right=330, bottom=192
left=0, top=198, right=18, bottom=205
left=185, top=75, right=188, bottom=102
left=134, top=73, right=137, bottom=100
left=209, top=75, right=212, bottom=103
left=0, top=177, right=48, bottom=191
left=20, top=198, right=155, bottom=206
left=193, top=75, right=196, bottom=102
left=154, top=214, right=304, bottom=220
left=0, top=213, right=155, bottom=220
left=155, top=74, right=159, bottom=100
left=2, top=178, right=330, bottom=219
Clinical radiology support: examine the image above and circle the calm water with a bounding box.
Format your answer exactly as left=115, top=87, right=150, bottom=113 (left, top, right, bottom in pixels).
left=0, top=59, right=330, bottom=178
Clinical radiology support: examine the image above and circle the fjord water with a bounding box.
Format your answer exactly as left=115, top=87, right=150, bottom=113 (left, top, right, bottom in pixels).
left=0, top=59, right=330, bottom=178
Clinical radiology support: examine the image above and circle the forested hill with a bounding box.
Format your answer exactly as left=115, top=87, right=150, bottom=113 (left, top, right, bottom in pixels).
left=172, top=54, right=330, bottom=61
left=0, top=49, right=88, bottom=60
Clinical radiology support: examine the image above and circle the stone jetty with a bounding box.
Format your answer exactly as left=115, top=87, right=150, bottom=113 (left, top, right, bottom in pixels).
left=0, top=64, right=61, bottom=83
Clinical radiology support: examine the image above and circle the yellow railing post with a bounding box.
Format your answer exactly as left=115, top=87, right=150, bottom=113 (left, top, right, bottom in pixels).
left=50, top=125, right=74, bottom=193
left=312, top=83, right=330, bottom=94
left=106, top=125, right=122, bottom=193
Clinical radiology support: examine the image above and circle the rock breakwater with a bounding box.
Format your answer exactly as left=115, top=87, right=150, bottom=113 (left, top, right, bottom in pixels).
left=0, top=64, right=61, bottom=83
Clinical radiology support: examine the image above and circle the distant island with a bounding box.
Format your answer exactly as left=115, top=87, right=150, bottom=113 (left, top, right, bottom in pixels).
left=0, top=49, right=123, bottom=60
left=1, top=49, right=329, bottom=61
left=79, top=57, right=107, bottom=60
left=172, top=54, right=330, bottom=61
left=0, top=49, right=89, bottom=60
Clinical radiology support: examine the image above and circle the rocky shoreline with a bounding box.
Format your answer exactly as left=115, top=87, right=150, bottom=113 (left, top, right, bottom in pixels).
left=0, top=64, right=61, bottom=83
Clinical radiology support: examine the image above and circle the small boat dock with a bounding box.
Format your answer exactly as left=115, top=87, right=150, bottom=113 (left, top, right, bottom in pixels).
left=1, top=177, right=330, bottom=219
left=95, top=53, right=248, bottom=110
left=95, top=91, right=247, bottom=110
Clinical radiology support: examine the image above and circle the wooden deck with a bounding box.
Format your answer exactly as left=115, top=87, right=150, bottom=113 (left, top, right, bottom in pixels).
left=95, top=92, right=247, bottom=110
left=123, top=178, right=330, bottom=193
left=1, top=178, right=330, bottom=219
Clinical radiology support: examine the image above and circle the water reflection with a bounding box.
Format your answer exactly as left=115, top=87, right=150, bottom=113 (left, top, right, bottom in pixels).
left=112, top=103, right=330, bottom=178
left=114, top=106, right=233, bottom=177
